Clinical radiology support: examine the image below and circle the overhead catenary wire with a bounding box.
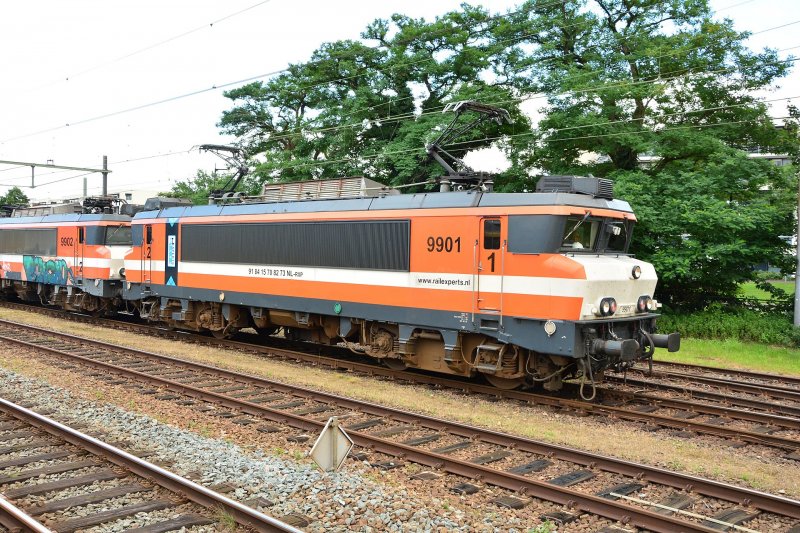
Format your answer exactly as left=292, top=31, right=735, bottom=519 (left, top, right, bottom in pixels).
left=4, top=87, right=795, bottom=190
left=0, top=5, right=574, bottom=185
left=4, top=0, right=777, bottom=146
left=227, top=53, right=800, bottom=147
left=3, top=28, right=793, bottom=150
left=21, top=0, right=277, bottom=95
left=4, top=48, right=796, bottom=188
left=0, top=1, right=569, bottom=145
left=1, top=0, right=788, bottom=191
left=238, top=113, right=792, bottom=174
left=0, top=149, right=196, bottom=188
left=294, top=0, right=771, bottom=125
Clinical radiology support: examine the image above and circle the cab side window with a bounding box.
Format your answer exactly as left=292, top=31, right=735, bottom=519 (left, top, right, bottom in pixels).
left=483, top=219, right=501, bottom=249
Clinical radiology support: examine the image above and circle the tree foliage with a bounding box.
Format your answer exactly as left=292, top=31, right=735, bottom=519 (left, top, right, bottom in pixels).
left=163, top=170, right=260, bottom=205
left=0, top=186, right=29, bottom=207
left=218, top=6, right=528, bottom=187
left=216, top=0, right=795, bottom=308
left=497, top=0, right=795, bottom=308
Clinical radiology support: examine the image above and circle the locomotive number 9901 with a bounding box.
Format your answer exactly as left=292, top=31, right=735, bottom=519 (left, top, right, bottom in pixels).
left=426, top=236, right=461, bottom=253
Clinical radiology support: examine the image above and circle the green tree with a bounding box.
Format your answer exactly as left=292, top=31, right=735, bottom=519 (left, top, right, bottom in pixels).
left=215, top=0, right=795, bottom=308
left=163, top=170, right=260, bottom=206
left=218, top=6, right=528, bottom=187
left=0, top=186, right=29, bottom=206
left=496, top=0, right=795, bottom=307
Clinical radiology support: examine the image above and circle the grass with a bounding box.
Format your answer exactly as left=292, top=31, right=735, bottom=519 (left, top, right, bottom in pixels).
left=529, top=522, right=556, bottom=533
left=655, top=337, right=800, bottom=376
left=214, top=507, right=237, bottom=530
left=737, top=280, right=795, bottom=300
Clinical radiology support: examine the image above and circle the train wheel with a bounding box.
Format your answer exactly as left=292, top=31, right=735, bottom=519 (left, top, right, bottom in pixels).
left=383, top=359, right=408, bottom=371
left=211, top=329, right=228, bottom=340
left=485, top=374, right=525, bottom=390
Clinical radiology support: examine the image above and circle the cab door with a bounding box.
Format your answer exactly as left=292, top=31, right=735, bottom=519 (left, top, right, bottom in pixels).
left=74, top=226, right=85, bottom=284
left=141, top=224, right=153, bottom=285
left=475, top=218, right=503, bottom=314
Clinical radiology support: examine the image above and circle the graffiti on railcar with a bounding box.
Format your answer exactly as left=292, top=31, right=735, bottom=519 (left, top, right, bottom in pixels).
left=22, top=255, right=75, bottom=285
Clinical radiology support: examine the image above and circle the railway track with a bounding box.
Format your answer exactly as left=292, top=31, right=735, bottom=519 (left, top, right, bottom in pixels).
left=0, top=396, right=301, bottom=533
left=604, top=373, right=800, bottom=418
left=649, top=360, right=800, bottom=390
left=2, top=301, right=800, bottom=454
left=0, top=320, right=797, bottom=531
left=617, top=366, right=800, bottom=404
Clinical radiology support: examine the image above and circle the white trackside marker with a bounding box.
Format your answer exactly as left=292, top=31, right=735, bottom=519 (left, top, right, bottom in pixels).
left=310, top=416, right=354, bottom=472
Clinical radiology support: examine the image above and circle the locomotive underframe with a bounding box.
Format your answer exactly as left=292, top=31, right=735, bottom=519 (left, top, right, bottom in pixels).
left=0, top=279, right=124, bottom=315
left=0, top=278, right=666, bottom=392
left=120, top=282, right=664, bottom=391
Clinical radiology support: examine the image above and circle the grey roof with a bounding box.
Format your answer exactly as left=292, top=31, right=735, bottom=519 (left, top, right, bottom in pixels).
left=0, top=214, right=131, bottom=226
left=133, top=191, right=634, bottom=221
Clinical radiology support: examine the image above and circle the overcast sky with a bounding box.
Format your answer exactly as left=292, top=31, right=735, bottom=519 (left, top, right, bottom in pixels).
left=0, top=0, right=796, bottom=202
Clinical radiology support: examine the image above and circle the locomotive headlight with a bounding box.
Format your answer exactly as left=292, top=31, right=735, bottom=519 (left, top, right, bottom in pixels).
left=599, top=297, right=616, bottom=316
left=631, top=265, right=642, bottom=279
left=637, top=295, right=653, bottom=313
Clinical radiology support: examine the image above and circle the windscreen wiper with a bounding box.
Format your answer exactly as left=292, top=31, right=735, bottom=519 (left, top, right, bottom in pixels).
left=562, top=211, right=591, bottom=244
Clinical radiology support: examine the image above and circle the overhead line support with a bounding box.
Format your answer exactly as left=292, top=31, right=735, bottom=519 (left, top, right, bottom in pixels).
left=0, top=157, right=111, bottom=189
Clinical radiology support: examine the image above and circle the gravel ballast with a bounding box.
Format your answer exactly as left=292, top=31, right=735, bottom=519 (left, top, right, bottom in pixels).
left=0, top=368, right=530, bottom=532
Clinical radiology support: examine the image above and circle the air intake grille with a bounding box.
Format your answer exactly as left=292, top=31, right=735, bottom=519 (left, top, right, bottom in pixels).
left=535, top=175, right=614, bottom=199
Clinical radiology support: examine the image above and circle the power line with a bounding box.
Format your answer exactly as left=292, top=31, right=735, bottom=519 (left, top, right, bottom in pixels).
left=715, top=0, right=758, bottom=13
left=22, top=0, right=276, bottom=95
left=7, top=100, right=791, bottom=190
left=0, top=149, right=193, bottom=183
left=0, top=0, right=577, bottom=144
left=239, top=54, right=800, bottom=147
left=0, top=149, right=195, bottom=187
left=7, top=62, right=796, bottom=189
left=3, top=3, right=790, bottom=146
left=5, top=49, right=795, bottom=189
left=204, top=17, right=800, bottom=146
left=2, top=0, right=791, bottom=178
left=247, top=112, right=792, bottom=174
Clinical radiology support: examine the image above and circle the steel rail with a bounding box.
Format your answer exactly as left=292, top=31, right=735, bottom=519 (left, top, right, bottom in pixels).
left=651, top=360, right=800, bottom=387
left=0, top=338, right=720, bottom=532
left=0, top=398, right=302, bottom=533
left=0, top=494, right=52, bottom=533
left=605, top=375, right=800, bottom=418
left=637, top=368, right=800, bottom=399
left=0, top=328, right=797, bottom=527
left=594, top=387, right=800, bottom=430
left=5, top=301, right=799, bottom=419
left=0, top=313, right=798, bottom=449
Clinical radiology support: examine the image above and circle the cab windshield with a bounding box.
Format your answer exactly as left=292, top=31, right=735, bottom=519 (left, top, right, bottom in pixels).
left=560, top=216, right=633, bottom=253
left=105, top=225, right=132, bottom=246
left=560, top=215, right=599, bottom=251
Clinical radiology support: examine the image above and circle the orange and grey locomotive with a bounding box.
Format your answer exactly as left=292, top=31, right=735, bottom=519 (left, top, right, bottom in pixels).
left=120, top=174, right=679, bottom=393
left=0, top=211, right=131, bottom=315
left=0, top=104, right=679, bottom=393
